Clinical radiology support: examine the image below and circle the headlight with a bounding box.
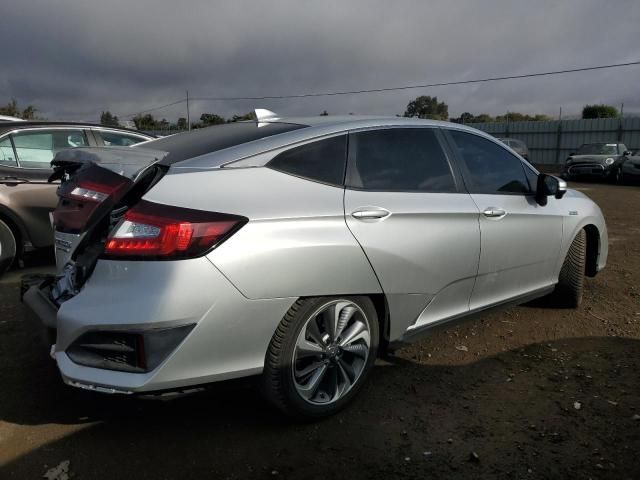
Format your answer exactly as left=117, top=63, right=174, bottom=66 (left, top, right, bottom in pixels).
left=605, top=157, right=615, bottom=165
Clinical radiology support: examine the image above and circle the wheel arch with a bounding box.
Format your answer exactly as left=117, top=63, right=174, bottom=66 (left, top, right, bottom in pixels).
left=583, top=223, right=600, bottom=277
left=367, top=293, right=390, bottom=354
left=0, top=206, right=25, bottom=255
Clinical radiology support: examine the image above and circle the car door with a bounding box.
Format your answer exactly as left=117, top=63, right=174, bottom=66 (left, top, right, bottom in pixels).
left=343, top=127, right=481, bottom=338
left=443, top=128, right=564, bottom=310
left=0, top=128, right=91, bottom=247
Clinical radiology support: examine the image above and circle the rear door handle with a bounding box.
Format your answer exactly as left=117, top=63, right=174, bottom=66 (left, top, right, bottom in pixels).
left=351, top=208, right=390, bottom=220
left=482, top=207, right=507, bottom=218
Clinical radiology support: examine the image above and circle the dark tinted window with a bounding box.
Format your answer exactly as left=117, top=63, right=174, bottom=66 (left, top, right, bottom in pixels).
left=99, top=131, right=148, bottom=147
left=143, top=122, right=307, bottom=165
left=448, top=130, right=529, bottom=194
left=347, top=128, right=455, bottom=192
left=523, top=165, right=538, bottom=193
left=268, top=135, right=347, bottom=186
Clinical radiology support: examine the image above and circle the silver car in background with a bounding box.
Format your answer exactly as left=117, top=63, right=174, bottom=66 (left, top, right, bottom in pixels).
left=24, top=111, right=608, bottom=418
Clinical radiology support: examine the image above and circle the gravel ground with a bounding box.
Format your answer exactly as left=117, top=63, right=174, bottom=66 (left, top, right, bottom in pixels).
left=1, top=181, right=639, bottom=479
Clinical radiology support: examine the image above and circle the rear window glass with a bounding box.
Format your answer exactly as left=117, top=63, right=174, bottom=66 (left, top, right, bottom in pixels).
left=140, top=122, right=307, bottom=165
left=268, top=135, right=347, bottom=186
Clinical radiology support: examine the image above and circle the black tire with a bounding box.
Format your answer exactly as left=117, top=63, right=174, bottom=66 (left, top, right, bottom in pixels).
left=262, top=296, right=379, bottom=419
left=554, top=229, right=586, bottom=308
left=0, top=219, right=17, bottom=275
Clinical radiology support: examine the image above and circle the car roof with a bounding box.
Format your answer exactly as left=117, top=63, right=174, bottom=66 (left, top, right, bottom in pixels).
left=0, top=121, right=152, bottom=136
left=162, top=114, right=505, bottom=171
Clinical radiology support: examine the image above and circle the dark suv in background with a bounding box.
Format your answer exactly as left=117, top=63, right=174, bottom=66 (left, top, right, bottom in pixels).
left=0, top=121, right=154, bottom=274
left=562, top=142, right=632, bottom=182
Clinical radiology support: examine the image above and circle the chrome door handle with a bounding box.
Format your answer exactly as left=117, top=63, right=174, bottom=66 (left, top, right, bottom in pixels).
left=482, top=207, right=507, bottom=218
left=351, top=208, right=390, bottom=220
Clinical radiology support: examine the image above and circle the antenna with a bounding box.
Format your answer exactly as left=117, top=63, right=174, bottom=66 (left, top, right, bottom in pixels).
left=254, top=109, right=279, bottom=121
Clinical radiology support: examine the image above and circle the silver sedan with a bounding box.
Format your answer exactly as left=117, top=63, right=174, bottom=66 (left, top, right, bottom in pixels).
left=24, top=111, right=608, bottom=418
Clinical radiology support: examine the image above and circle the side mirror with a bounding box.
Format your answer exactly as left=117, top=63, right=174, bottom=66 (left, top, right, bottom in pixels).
left=623, top=150, right=632, bottom=156
left=535, top=174, right=567, bottom=206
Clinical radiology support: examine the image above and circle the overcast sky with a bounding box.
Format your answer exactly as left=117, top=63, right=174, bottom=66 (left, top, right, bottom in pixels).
left=2, top=0, right=639, bottom=122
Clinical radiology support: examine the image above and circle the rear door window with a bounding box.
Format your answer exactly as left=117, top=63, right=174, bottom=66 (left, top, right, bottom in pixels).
left=267, top=135, right=347, bottom=186
left=447, top=130, right=530, bottom=194
left=0, top=137, right=17, bottom=167
left=13, top=130, right=88, bottom=169
left=347, top=128, right=456, bottom=192
left=96, top=130, right=149, bottom=147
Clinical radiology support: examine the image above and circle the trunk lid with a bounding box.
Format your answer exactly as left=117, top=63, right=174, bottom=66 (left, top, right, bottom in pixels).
left=49, top=146, right=168, bottom=301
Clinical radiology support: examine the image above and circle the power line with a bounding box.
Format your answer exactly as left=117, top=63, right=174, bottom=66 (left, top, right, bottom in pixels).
left=121, top=98, right=186, bottom=118
left=192, top=60, right=640, bottom=101
left=122, top=60, right=640, bottom=117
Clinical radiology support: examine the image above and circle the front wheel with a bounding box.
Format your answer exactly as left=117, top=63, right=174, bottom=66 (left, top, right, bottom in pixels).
left=0, top=219, right=17, bottom=275
left=262, top=296, right=379, bottom=419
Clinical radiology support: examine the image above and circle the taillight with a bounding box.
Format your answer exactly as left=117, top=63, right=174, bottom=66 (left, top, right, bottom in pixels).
left=103, top=200, right=246, bottom=259
left=54, top=168, right=131, bottom=234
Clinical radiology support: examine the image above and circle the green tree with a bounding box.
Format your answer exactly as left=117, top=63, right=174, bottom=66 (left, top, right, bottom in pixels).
left=495, top=112, right=553, bottom=122
left=450, top=112, right=494, bottom=124
left=132, top=113, right=161, bottom=130
left=403, top=96, right=448, bottom=120
left=582, top=104, right=619, bottom=119
left=20, top=105, right=38, bottom=120
left=176, top=117, right=188, bottom=130
left=200, top=113, right=226, bottom=126
left=100, top=111, right=120, bottom=126
left=0, top=99, right=19, bottom=117
left=229, top=111, right=257, bottom=122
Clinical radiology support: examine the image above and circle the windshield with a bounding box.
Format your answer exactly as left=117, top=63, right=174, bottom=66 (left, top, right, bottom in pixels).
left=576, top=143, right=618, bottom=155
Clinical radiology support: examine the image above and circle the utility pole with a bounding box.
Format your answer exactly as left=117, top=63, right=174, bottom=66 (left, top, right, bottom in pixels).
left=186, top=90, right=191, bottom=131
left=559, top=107, right=562, bottom=121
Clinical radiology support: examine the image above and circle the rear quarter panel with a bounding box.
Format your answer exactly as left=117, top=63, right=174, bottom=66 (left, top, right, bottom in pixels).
left=143, top=167, right=382, bottom=299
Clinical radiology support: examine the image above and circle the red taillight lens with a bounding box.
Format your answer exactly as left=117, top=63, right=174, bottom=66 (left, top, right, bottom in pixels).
left=54, top=167, right=132, bottom=234
left=103, top=200, right=246, bottom=259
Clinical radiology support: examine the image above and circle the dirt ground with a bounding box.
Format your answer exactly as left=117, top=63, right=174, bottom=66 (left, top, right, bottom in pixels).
left=1, top=181, right=639, bottom=479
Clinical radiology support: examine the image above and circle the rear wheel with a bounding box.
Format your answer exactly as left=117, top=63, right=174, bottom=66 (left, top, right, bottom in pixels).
left=0, top=219, right=17, bottom=275
left=262, top=296, right=379, bottom=419
left=554, top=229, right=586, bottom=308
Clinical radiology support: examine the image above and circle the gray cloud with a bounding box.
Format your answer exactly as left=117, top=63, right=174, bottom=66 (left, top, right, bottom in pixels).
left=2, top=0, right=639, bottom=122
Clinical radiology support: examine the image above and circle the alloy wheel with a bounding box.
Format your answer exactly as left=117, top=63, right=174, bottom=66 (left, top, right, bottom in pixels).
left=291, top=300, right=371, bottom=405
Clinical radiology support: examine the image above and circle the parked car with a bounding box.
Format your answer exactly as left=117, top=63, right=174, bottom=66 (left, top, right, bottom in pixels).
left=497, top=137, right=529, bottom=160
left=619, top=150, right=640, bottom=183
left=23, top=112, right=608, bottom=418
left=562, top=142, right=632, bottom=182
left=0, top=122, right=154, bottom=273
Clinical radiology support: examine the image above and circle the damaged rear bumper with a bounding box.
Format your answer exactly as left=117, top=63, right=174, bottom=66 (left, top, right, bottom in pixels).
left=21, top=257, right=297, bottom=395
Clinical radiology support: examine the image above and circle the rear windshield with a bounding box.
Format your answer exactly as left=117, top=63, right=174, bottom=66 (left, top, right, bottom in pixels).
left=137, top=121, right=307, bottom=165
